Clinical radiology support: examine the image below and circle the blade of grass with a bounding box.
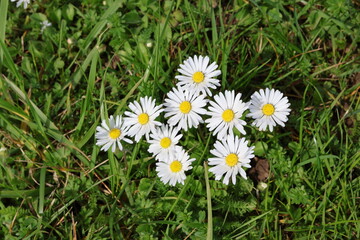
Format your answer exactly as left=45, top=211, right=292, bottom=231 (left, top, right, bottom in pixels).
left=1, top=74, right=58, bottom=130
left=0, top=41, right=24, bottom=89
left=38, top=167, right=46, bottom=215
left=228, top=210, right=274, bottom=238
left=82, top=0, right=125, bottom=51
left=152, top=0, right=173, bottom=95
left=0, top=189, right=49, bottom=198
left=64, top=46, right=98, bottom=88
left=114, top=56, right=153, bottom=115
left=210, top=7, right=218, bottom=53
left=23, top=120, right=90, bottom=166
left=165, top=134, right=212, bottom=221
left=1, top=74, right=91, bottom=166
left=0, top=0, right=8, bottom=66
left=204, top=161, right=213, bottom=240
left=76, top=117, right=100, bottom=148
left=0, top=112, right=38, bottom=153
left=107, top=151, right=119, bottom=192
left=63, top=0, right=125, bottom=89
left=36, top=167, right=47, bottom=239
left=74, top=49, right=98, bottom=133
left=49, top=175, right=112, bottom=225
left=122, top=142, right=141, bottom=206
left=0, top=98, right=29, bottom=120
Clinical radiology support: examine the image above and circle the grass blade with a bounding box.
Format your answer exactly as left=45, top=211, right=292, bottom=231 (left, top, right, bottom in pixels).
left=1, top=74, right=58, bottom=130
left=74, top=49, right=98, bottom=133
left=0, top=0, right=8, bottom=65
left=204, top=161, right=213, bottom=240
left=38, top=167, right=46, bottom=215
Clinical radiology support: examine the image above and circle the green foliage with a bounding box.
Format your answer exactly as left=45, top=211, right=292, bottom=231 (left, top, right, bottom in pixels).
left=1, top=0, right=360, bottom=239
left=0, top=207, right=37, bottom=239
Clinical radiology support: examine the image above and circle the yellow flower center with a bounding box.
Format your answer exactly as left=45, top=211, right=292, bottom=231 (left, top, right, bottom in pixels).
left=179, top=101, right=192, bottom=114
left=160, top=137, right=172, bottom=149
left=138, top=113, right=149, bottom=125
left=109, top=128, right=121, bottom=139
left=170, top=160, right=182, bottom=173
left=192, top=71, right=205, bottom=83
left=225, top=153, right=238, bottom=167
left=222, top=109, right=235, bottom=122
left=262, top=104, right=275, bottom=116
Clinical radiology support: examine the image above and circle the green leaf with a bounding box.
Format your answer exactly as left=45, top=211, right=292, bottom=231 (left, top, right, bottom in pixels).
left=62, top=4, right=75, bottom=21
left=54, top=57, right=65, bottom=70
left=253, top=141, right=268, bottom=156
left=123, top=10, right=142, bottom=24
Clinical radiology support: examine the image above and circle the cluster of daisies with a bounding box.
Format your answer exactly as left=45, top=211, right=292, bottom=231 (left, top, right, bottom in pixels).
left=95, top=55, right=291, bottom=186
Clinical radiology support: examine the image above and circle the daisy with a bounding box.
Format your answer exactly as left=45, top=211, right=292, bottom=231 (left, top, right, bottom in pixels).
left=175, top=55, right=221, bottom=96
left=124, top=96, right=163, bottom=142
left=11, top=0, right=30, bottom=9
left=205, top=90, right=248, bottom=140
left=164, top=86, right=207, bottom=131
left=148, top=125, right=183, bottom=161
left=208, top=134, right=254, bottom=185
left=247, top=88, right=291, bottom=132
left=95, top=115, right=132, bottom=152
left=156, top=148, right=195, bottom=186
left=40, top=20, right=52, bottom=33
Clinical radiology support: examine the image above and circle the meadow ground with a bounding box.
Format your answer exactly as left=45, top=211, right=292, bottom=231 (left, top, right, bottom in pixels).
left=1, top=0, right=360, bottom=239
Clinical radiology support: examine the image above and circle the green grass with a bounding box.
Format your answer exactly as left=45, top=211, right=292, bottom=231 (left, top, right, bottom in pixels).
left=1, top=0, right=360, bottom=239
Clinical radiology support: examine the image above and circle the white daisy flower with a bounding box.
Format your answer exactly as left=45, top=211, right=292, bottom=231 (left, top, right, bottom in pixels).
left=40, top=20, right=52, bottom=33
left=164, top=86, right=207, bottom=131
left=247, top=88, right=291, bottom=132
left=95, top=115, right=132, bottom=152
left=124, top=96, right=163, bottom=142
left=156, top=148, right=195, bottom=186
left=205, top=90, right=248, bottom=140
left=11, top=0, right=30, bottom=9
left=148, top=125, right=183, bottom=161
left=208, top=134, right=254, bottom=185
left=175, top=55, right=221, bottom=96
